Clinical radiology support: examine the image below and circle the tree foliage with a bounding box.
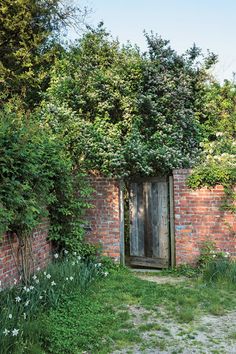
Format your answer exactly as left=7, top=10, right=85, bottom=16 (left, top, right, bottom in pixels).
left=0, top=0, right=86, bottom=106
left=42, top=25, right=216, bottom=178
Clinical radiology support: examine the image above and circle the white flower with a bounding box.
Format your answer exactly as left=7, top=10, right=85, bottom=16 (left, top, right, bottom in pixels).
left=25, top=300, right=30, bottom=307
left=29, top=286, right=34, bottom=290
left=15, top=296, right=21, bottom=302
left=32, top=275, right=37, bottom=280
left=54, top=253, right=59, bottom=259
left=43, top=272, right=47, bottom=276
left=13, top=278, right=17, bottom=285
left=212, top=255, right=216, bottom=258
left=35, top=279, right=39, bottom=284
left=51, top=281, right=56, bottom=286
left=72, top=262, right=75, bottom=266
left=46, top=274, right=51, bottom=279
left=39, top=295, right=43, bottom=300
left=66, top=277, right=69, bottom=281
left=3, top=329, right=10, bottom=336
left=77, top=256, right=81, bottom=261
left=97, top=263, right=101, bottom=267
left=73, top=251, right=77, bottom=256
left=103, top=272, right=108, bottom=277
left=8, top=314, right=13, bottom=319
left=64, top=250, right=68, bottom=255
left=37, top=267, right=40, bottom=271
left=23, top=313, right=27, bottom=320
left=69, top=276, right=74, bottom=281
left=12, top=328, right=19, bottom=336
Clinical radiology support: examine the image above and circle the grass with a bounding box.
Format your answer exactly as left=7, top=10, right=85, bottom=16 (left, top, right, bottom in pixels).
left=37, top=268, right=236, bottom=353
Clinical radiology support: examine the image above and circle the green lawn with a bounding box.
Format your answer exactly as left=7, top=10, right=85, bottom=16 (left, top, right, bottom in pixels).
left=39, top=268, right=236, bottom=353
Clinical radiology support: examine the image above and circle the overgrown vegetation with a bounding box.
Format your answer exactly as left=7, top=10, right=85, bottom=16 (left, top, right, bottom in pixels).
left=20, top=268, right=236, bottom=353
left=0, top=252, right=109, bottom=354
left=188, top=80, right=236, bottom=211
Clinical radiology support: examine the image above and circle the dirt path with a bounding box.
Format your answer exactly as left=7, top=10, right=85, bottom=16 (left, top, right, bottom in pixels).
left=113, top=275, right=236, bottom=354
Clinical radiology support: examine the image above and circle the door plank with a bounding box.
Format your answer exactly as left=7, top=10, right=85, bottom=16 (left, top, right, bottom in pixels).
left=129, top=256, right=168, bottom=268
left=156, top=181, right=169, bottom=260
left=130, top=183, right=144, bottom=256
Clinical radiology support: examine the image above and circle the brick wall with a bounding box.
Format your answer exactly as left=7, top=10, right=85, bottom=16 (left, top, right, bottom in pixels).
left=173, top=169, right=236, bottom=265
left=85, top=175, right=121, bottom=261
left=0, top=219, right=52, bottom=289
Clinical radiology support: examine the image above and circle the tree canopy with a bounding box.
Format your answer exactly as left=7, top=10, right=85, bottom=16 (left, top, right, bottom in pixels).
left=42, top=25, right=217, bottom=178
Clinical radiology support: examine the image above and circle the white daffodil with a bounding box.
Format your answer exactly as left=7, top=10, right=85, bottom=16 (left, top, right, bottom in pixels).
left=12, top=328, right=19, bottom=336
left=37, top=267, right=40, bottom=271
left=39, top=295, right=43, bottom=300
left=29, top=286, right=34, bottom=290
left=25, top=300, right=30, bottom=307
left=51, top=281, right=56, bottom=286
left=35, top=279, right=39, bottom=284
left=15, top=296, right=21, bottom=302
left=23, top=313, right=27, bottom=320
left=73, top=251, right=77, bottom=256
left=8, top=314, right=13, bottom=319
left=32, top=275, right=37, bottom=280
left=69, top=276, right=74, bottom=281
left=64, top=250, right=68, bottom=255
left=3, top=329, right=10, bottom=336
left=46, top=274, right=51, bottom=279
left=54, top=253, right=59, bottom=259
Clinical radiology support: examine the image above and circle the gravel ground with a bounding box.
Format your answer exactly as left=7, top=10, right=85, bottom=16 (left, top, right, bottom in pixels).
left=113, top=276, right=236, bottom=354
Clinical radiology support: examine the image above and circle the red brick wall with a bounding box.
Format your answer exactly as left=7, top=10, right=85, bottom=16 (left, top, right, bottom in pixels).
left=173, top=169, right=236, bottom=265
left=0, top=219, right=52, bottom=289
left=85, top=176, right=121, bottom=261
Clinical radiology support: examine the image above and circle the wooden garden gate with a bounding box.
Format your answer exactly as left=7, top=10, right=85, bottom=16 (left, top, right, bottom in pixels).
left=128, top=176, right=174, bottom=268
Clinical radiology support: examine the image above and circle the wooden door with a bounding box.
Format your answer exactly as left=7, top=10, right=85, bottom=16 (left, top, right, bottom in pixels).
left=129, top=177, right=169, bottom=268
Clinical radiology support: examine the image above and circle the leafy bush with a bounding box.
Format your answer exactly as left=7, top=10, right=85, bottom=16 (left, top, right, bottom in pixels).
left=0, top=104, right=92, bottom=277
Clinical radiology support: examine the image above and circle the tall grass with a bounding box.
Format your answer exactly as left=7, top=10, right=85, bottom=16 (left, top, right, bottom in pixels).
left=0, top=252, right=108, bottom=354
left=202, top=257, right=236, bottom=286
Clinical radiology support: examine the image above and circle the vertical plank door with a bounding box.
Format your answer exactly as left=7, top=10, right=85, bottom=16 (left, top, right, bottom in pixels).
left=129, top=177, right=169, bottom=268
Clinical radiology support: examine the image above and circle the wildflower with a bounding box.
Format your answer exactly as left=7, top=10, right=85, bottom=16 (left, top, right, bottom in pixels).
left=25, top=300, right=30, bottom=307
left=9, top=314, right=13, bottom=319
left=73, top=251, right=77, bottom=256
left=35, top=279, right=39, bottom=284
left=3, top=329, right=10, bottom=336
left=212, top=255, right=216, bottom=258
left=69, top=276, right=74, bottom=281
left=43, top=272, right=47, bottom=276
left=103, top=272, right=108, bottom=277
left=51, top=281, right=56, bottom=286
left=46, top=274, right=51, bottom=279
left=66, top=277, right=69, bottom=281
left=39, top=296, right=43, bottom=300
left=77, top=256, right=81, bottom=261
left=37, top=267, right=40, bottom=271
left=29, top=286, right=34, bottom=290
left=23, top=313, right=27, bottom=320
left=13, top=278, right=17, bottom=285
left=64, top=250, right=68, bottom=255
left=97, top=263, right=101, bottom=267
left=15, top=296, right=21, bottom=303
left=24, top=286, right=30, bottom=292
left=72, top=262, right=75, bottom=266
left=54, top=253, right=59, bottom=259
left=32, top=274, right=37, bottom=280
left=12, top=329, right=19, bottom=336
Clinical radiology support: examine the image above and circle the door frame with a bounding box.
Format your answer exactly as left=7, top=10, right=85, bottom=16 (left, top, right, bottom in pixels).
left=119, top=176, right=175, bottom=268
